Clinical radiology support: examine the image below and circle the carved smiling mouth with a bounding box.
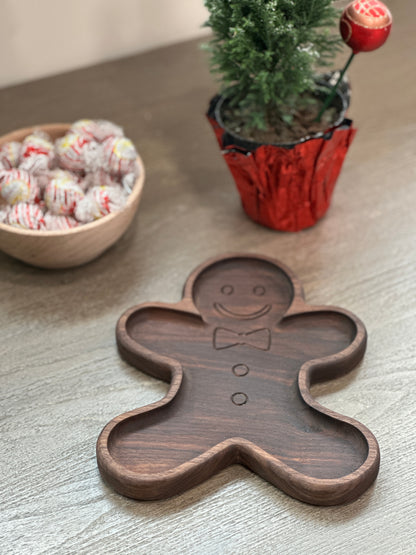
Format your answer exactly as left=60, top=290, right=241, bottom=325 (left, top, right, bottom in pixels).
left=214, top=302, right=272, bottom=320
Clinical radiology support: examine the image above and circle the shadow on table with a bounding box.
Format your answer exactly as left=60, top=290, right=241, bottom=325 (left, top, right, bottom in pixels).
left=100, top=461, right=376, bottom=525
left=0, top=216, right=154, bottom=323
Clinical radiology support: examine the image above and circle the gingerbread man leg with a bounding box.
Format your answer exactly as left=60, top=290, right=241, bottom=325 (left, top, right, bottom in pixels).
left=244, top=309, right=374, bottom=481
left=97, top=390, right=241, bottom=500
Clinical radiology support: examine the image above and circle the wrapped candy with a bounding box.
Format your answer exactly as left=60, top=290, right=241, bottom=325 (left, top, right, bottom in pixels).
left=35, top=168, right=82, bottom=192
left=122, top=172, right=137, bottom=193
left=70, top=119, right=124, bottom=143
left=102, top=137, right=138, bottom=177
left=19, top=134, right=55, bottom=174
left=6, top=202, right=45, bottom=230
left=0, top=169, right=40, bottom=205
left=55, top=133, right=101, bottom=172
left=44, top=212, right=79, bottom=230
left=0, top=141, right=21, bottom=169
left=340, top=0, right=393, bottom=54
left=1, top=119, right=139, bottom=232
left=44, top=175, right=84, bottom=216
left=317, top=1, right=392, bottom=122
left=30, top=129, right=52, bottom=142
left=82, top=168, right=120, bottom=190
left=75, top=185, right=127, bottom=223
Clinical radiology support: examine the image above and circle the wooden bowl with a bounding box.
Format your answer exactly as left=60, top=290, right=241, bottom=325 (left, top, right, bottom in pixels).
left=0, top=124, right=145, bottom=269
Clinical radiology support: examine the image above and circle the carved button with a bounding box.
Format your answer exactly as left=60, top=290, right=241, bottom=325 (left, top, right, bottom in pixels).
left=232, top=363, right=249, bottom=377
left=231, top=392, right=248, bottom=406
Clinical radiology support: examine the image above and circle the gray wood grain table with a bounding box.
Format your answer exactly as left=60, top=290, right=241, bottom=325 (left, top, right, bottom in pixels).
left=1, top=2, right=415, bottom=553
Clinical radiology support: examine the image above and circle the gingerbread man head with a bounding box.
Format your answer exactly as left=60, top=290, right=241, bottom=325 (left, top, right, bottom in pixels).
left=190, top=256, right=295, bottom=327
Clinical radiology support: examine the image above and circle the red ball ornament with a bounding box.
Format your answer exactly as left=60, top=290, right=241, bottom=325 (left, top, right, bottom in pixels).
left=340, top=0, right=393, bottom=54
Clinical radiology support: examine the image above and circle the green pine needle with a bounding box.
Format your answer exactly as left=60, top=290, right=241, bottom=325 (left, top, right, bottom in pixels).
left=204, top=0, right=342, bottom=131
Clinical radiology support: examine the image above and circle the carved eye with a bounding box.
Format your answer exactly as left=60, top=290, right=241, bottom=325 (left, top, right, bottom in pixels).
left=221, top=285, right=234, bottom=295
left=253, top=285, right=265, bottom=296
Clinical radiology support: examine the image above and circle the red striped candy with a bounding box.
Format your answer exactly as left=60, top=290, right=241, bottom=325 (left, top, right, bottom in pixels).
left=0, top=169, right=40, bottom=205
left=44, top=176, right=84, bottom=216
left=102, top=137, right=137, bottom=177
left=6, top=202, right=45, bottom=230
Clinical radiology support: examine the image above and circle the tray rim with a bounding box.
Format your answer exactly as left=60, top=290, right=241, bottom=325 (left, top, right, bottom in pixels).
left=97, top=253, right=380, bottom=505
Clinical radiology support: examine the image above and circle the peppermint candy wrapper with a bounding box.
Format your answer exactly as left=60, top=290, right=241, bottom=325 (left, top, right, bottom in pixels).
left=0, top=120, right=140, bottom=234
left=56, top=133, right=102, bottom=172
left=19, top=134, right=55, bottom=174
left=75, top=185, right=127, bottom=223
left=70, top=119, right=124, bottom=143
left=44, top=176, right=85, bottom=216
left=0, top=169, right=40, bottom=205
left=44, top=212, right=79, bottom=231
left=122, top=172, right=138, bottom=193
left=82, top=168, right=120, bottom=190
left=30, top=129, right=52, bottom=142
left=6, top=202, right=45, bottom=230
left=340, top=0, right=393, bottom=54
left=0, top=141, right=21, bottom=169
left=102, top=137, right=138, bottom=177
left=36, top=168, right=83, bottom=192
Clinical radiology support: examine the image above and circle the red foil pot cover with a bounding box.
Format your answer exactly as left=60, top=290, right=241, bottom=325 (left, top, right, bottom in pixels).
left=207, top=96, right=356, bottom=232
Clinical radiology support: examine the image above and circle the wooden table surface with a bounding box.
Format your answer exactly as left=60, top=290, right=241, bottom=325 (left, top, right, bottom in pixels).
left=1, top=1, right=415, bottom=552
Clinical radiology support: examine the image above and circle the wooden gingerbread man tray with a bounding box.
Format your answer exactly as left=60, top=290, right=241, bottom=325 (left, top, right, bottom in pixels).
left=97, top=254, right=380, bottom=505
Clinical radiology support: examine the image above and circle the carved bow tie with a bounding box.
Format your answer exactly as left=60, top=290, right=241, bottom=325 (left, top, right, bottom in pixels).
left=213, top=327, right=271, bottom=351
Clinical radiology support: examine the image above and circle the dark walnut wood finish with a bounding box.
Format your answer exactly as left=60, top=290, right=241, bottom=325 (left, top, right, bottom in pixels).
left=97, top=254, right=380, bottom=505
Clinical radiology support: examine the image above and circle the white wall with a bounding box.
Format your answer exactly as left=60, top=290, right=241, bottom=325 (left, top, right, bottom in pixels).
left=0, top=0, right=209, bottom=88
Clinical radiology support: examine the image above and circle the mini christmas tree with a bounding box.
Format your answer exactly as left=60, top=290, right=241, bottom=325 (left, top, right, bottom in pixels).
left=204, top=1, right=392, bottom=232
left=204, top=0, right=343, bottom=133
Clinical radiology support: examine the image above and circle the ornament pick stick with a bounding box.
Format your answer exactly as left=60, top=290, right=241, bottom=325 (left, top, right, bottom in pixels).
left=316, top=0, right=393, bottom=122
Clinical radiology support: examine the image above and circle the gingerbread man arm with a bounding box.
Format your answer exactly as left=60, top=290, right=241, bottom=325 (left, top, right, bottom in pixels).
left=278, top=306, right=366, bottom=382
left=98, top=301, right=228, bottom=499
left=116, top=301, right=205, bottom=381
left=259, top=305, right=379, bottom=504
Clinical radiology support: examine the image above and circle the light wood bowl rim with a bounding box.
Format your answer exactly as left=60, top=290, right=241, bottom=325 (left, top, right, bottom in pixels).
left=0, top=123, right=145, bottom=238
